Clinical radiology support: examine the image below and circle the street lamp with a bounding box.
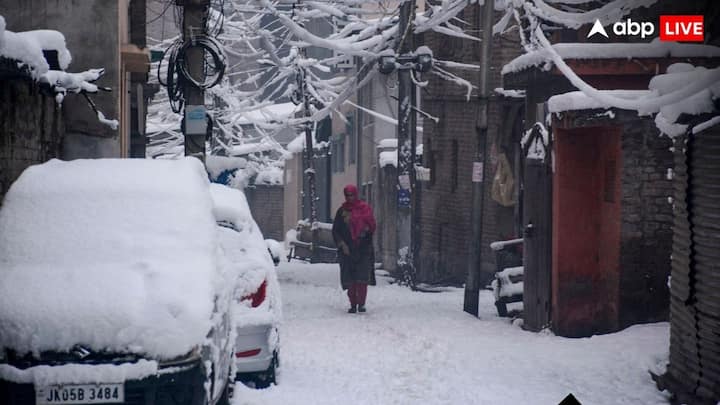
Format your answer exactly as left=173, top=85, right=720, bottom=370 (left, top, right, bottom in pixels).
left=377, top=45, right=433, bottom=288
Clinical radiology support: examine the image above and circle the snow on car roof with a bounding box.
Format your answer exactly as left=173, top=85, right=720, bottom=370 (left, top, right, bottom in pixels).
left=0, top=158, right=218, bottom=360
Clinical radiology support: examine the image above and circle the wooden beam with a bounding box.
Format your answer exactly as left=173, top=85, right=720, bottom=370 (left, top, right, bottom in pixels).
left=121, top=44, right=150, bottom=73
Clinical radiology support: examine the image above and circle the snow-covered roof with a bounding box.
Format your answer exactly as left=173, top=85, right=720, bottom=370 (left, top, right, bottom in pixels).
left=0, top=158, right=218, bottom=360
left=547, top=63, right=720, bottom=139
left=548, top=90, right=652, bottom=113
left=502, top=40, right=720, bottom=75
left=378, top=138, right=398, bottom=149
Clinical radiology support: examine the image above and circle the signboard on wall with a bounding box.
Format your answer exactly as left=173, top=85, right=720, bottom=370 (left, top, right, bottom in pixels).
left=472, top=162, right=484, bottom=183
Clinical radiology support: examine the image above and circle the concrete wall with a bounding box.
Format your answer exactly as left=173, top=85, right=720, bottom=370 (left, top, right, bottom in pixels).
left=0, top=72, right=64, bottom=202
left=1, top=0, right=123, bottom=158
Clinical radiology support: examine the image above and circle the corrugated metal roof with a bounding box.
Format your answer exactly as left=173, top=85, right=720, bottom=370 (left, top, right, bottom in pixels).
left=666, top=125, right=720, bottom=403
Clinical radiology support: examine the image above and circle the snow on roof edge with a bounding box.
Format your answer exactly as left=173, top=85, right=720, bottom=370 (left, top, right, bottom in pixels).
left=502, top=40, right=720, bottom=76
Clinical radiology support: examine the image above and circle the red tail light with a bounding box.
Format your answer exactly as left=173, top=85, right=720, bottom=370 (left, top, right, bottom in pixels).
left=236, top=349, right=261, bottom=358
left=241, top=280, right=267, bottom=308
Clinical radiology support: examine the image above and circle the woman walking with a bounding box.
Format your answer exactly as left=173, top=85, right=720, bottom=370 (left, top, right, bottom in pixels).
left=332, top=184, right=377, bottom=313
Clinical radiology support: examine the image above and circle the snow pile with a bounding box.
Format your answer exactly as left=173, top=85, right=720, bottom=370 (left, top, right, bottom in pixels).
left=379, top=150, right=397, bottom=168
left=231, top=102, right=300, bottom=126
left=255, top=166, right=284, bottom=185
left=209, top=184, right=282, bottom=328
left=286, top=135, right=306, bottom=153
left=233, top=261, right=672, bottom=405
left=0, top=360, right=158, bottom=385
left=502, top=39, right=720, bottom=75
left=265, top=239, right=285, bottom=261
left=493, top=266, right=524, bottom=299
left=231, top=138, right=285, bottom=157
left=0, top=158, right=218, bottom=360
left=651, top=64, right=720, bottom=137
left=206, top=155, right=248, bottom=180
left=39, top=68, right=104, bottom=103
left=494, top=87, right=526, bottom=98
left=0, top=20, right=71, bottom=78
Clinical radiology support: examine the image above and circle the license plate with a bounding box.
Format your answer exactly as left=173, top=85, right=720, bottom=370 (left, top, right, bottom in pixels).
left=35, top=383, right=124, bottom=404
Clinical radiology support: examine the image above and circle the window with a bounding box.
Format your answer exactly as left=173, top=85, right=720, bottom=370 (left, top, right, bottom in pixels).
left=451, top=140, right=458, bottom=192
left=362, top=182, right=373, bottom=204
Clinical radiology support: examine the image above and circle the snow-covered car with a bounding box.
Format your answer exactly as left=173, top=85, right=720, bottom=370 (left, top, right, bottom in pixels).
left=0, top=159, right=235, bottom=405
left=209, top=184, right=282, bottom=389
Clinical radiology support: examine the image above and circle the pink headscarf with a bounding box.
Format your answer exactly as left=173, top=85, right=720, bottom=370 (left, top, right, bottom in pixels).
left=341, top=184, right=376, bottom=243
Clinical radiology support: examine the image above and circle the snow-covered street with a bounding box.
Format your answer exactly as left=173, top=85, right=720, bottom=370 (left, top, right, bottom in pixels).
left=232, top=261, right=671, bottom=405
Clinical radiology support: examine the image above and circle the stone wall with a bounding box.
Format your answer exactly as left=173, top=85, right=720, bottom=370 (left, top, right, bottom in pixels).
left=0, top=73, right=64, bottom=202
left=245, top=185, right=285, bottom=241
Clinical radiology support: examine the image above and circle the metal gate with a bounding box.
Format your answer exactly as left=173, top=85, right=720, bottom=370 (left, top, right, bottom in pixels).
left=521, top=125, right=552, bottom=332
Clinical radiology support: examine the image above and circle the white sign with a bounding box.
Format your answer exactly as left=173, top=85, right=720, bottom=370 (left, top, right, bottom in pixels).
left=185, top=105, right=207, bottom=135
left=36, top=383, right=124, bottom=404
left=472, top=162, right=484, bottom=183
left=399, top=174, right=411, bottom=190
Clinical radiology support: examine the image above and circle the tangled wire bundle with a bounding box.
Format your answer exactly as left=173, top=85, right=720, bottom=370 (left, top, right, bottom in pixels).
left=159, top=34, right=226, bottom=113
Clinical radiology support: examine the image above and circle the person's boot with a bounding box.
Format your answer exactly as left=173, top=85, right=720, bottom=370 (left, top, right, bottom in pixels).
left=348, top=305, right=357, bottom=313
left=358, top=304, right=366, bottom=313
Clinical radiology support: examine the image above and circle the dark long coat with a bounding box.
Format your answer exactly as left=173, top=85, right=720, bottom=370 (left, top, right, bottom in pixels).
left=332, top=206, right=376, bottom=290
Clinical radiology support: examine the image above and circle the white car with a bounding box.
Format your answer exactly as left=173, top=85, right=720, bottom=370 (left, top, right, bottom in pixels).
left=209, top=184, right=282, bottom=389
left=0, top=158, right=235, bottom=405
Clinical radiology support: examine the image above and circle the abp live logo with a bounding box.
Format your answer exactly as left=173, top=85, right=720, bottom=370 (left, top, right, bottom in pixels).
left=588, top=15, right=704, bottom=42
left=660, top=15, right=704, bottom=42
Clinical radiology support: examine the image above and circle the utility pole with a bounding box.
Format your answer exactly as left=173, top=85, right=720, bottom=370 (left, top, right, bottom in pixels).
left=182, top=0, right=209, bottom=160
left=396, top=0, right=416, bottom=287
left=464, top=0, right=494, bottom=316
left=298, top=65, right=320, bottom=263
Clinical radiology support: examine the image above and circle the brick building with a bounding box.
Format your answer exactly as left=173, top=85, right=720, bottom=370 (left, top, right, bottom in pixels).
left=418, top=6, right=523, bottom=285
left=503, top=35, right=720, bottom=337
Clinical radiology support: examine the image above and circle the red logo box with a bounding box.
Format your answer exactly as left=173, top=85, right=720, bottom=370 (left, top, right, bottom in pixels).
left=660, top=15, right=704, bottom=42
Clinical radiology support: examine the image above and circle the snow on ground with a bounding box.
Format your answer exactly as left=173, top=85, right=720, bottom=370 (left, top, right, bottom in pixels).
left=232, top=261, right=671, bottom=405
